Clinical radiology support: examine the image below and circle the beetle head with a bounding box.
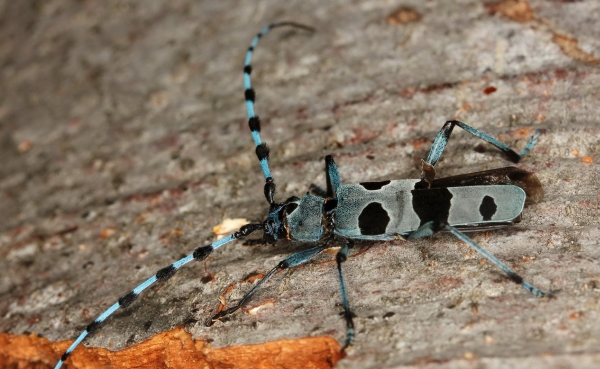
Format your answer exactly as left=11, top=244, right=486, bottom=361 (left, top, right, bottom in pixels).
left=261, top=197, right=300, bottom=244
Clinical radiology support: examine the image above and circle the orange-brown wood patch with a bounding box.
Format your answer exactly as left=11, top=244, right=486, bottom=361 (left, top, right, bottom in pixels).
left=0, top=327, right=342, bottom=369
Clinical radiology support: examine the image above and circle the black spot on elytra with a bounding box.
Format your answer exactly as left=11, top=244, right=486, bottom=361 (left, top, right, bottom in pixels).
left=358, top=202, right=390, bottom=235
left=411, top=188, right=453, bottom=226
left=479, top=195, right=497, bottom=221
left=359, top=180, right=391, bottom=191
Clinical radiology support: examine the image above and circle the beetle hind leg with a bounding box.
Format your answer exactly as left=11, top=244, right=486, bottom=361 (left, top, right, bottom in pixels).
left=407, top=221, right=552, bottom=298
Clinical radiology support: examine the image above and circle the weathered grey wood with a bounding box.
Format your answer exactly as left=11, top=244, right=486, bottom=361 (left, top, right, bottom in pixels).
left=1, top=0, right=599, bottom=368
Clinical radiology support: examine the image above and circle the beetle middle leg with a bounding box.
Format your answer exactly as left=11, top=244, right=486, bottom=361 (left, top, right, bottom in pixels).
left=336, top=241, right=355, bottom=350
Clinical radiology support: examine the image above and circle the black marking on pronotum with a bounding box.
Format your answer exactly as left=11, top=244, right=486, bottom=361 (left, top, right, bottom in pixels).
left=358, top=202, right=390, bottom=235
left=285, top=202, right=299, bottom=214
left=359, top=180, right=391, bottom=191
left=411, top=188, right=453, bottom=226
left=156, top=264, right=177, bottom=281
left=248, top=116, right=261, bottom=132
left=118, top=291, right=138, bottom=308
left=479, top=195, right=497, bottom=221
left=245, top=88, right=255, bottom=102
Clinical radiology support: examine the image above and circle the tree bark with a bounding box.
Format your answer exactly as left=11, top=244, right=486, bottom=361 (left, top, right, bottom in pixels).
left=1, top=1, right=599, bottom=368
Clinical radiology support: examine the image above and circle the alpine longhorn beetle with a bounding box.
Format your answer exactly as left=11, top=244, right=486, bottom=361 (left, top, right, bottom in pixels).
left=54, top=22, right=552, bottom=368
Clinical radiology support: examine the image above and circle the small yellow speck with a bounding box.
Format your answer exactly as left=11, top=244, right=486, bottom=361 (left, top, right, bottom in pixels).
left=248, top=301, right=275, bottom=315
left=212, top=218, right=250, bottom=240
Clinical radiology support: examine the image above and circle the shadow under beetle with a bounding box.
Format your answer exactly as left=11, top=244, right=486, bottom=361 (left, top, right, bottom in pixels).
left=54, top=22, right=551, bottom=368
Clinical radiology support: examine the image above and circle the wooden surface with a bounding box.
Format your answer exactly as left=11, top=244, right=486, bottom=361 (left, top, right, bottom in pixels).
left=1, top=1, right=599, bottom=368
left=0, top=328, right=341, bottom=369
